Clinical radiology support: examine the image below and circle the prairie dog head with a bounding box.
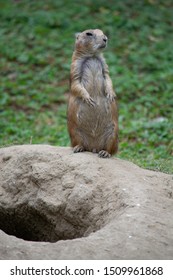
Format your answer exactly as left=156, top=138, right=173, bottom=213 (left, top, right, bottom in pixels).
left=75, top=29, right=108, bottom=55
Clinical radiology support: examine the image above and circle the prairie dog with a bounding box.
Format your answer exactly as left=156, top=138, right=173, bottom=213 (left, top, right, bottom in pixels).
left=67, top=29, right=118, bottom=158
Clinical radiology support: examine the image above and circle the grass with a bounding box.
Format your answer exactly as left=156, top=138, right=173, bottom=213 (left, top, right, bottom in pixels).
left=0, top=0, right=172, bottom=174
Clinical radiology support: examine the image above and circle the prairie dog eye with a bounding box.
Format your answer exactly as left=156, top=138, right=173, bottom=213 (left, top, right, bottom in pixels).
left=86, top=32, right=93, bottom=36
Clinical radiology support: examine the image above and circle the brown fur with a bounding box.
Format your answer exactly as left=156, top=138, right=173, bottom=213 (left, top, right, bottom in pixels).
left=67, top=29, right=118, bottom=158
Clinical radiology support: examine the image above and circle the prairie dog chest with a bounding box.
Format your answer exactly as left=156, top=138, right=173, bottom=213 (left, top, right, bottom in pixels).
left=82, top=57, right=104, bottom=78
left=81, top=57, right=105, bottom=95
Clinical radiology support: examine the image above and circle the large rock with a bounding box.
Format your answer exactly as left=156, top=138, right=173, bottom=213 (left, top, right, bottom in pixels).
left=0, top=145, right=172, bottom=259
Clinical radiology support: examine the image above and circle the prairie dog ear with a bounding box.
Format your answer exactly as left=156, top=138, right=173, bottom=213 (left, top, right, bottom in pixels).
left=75, top=32, right=81, bottom=40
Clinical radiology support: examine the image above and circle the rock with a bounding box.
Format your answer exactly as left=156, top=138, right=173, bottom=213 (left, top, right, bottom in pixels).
left=0, top=145, right=172, bottom=259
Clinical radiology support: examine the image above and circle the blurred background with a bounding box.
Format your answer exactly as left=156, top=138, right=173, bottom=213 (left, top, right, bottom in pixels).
left=0, top=0, right=172, bottom=173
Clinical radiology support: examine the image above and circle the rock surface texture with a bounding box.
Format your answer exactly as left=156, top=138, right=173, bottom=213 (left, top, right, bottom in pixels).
left=0, top=145, right=172, bottom=259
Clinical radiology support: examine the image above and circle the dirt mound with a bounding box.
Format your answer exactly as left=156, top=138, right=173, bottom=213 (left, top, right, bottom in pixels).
left=0, top=145, right=172, bottom=259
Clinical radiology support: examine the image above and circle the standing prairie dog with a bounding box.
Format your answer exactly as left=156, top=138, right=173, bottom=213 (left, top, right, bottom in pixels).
left=67, top=29, right=118, bottom=158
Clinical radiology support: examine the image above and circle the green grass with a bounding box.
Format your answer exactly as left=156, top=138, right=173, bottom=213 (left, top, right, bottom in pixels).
left=0, top=0, right=172, bottom=174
